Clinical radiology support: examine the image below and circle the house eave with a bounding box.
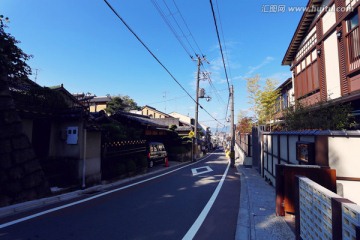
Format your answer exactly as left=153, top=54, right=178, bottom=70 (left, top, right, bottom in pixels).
left=282, top=0, right=323, bottom=66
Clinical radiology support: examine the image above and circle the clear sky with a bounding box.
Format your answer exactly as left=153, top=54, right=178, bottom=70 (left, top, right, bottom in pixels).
left=2, top=0, right=307, bottom=131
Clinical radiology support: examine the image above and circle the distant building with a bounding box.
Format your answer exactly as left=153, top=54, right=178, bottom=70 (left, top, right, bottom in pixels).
left=89, top=96, right=112, bottom=113
left=141, top=105, right=172, bottom=119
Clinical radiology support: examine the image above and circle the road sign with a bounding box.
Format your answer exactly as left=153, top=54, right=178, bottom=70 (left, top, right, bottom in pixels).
left=189, top=131, right=195, bottom=138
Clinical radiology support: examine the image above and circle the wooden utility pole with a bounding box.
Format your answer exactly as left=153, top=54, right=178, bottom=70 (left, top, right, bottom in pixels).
left=230, top=85, right=235, bottom=167
left=193, top=55, right=208, bottom=161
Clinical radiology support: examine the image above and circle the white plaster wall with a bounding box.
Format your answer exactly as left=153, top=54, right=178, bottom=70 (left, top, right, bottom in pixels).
left=337, top=180, right=360, bottom=205
left=328, top=137, right=360, bottom=177
left=324, top=31, right=341, bottom=100
left=322, top=5, right=336, bottom=34
left=311, top=49, right=317, bottom=61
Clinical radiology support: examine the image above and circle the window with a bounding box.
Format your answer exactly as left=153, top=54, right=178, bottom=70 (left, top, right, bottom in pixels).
left=346, top=12, right=360, bottom=70
left=282, top=92, right=288, bottom=109
left=348, top=13, right=359, bottom=31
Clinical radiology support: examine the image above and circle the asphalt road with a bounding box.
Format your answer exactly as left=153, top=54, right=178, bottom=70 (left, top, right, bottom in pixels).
left=0, top=150, right=240, bottom=240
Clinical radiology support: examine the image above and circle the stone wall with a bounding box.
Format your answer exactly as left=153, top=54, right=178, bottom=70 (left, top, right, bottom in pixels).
left=0, top=78, right=50, bottom=207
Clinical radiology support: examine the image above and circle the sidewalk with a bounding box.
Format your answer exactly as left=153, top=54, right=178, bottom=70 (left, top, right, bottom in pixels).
left=235, top=160, right=295, bottom=240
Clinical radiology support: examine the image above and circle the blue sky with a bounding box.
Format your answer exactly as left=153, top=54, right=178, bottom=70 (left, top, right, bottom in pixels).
left=2, top=0, right=307, bottom=131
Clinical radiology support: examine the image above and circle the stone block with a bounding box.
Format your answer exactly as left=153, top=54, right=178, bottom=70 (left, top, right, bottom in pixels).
left=0, top=139, right=11, bottom=154
left=0, top=122, right=23, bottom=137
left=8, top=167, right=25, bottom=180
left=22, top=171, right=44, bottom=189
left=11, top=135, right=31, bottom=150
left=23, top=159, right=42, bottom=174
left=0, top=171, right=9, bottom=182
left=12, top=148, right=35, bottom=164
left=0, top=153, right=12, bottom=169
left=5, top=181, right=22, bottom=195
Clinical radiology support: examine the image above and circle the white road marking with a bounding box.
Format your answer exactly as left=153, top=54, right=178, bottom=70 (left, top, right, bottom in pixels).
left=182, top=161, right=230, bottom=240
left=191, top=166, right=213, bottom=176
left=0, top=153, right=215, bottom=229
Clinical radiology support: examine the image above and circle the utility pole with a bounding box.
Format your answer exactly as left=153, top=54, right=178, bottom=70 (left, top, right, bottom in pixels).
left=193, top=55, right=208, bottom=161
left=230, top=85, right=235, bottom=168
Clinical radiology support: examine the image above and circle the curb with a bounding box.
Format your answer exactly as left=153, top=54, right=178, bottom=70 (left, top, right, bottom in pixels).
left=235, top=164, right=251, bottom=240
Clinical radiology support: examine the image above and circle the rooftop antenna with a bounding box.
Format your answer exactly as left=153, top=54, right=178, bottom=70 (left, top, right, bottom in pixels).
left=34, top=69, right=39, bottom=82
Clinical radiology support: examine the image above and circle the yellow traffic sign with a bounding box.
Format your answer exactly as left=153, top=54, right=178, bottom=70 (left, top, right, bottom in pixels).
left=188, top=131, right=195, bottom=138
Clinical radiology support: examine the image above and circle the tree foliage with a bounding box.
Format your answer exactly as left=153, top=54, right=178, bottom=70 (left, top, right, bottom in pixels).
left=0, top=20, right=32, bottom=80
left=246, top=75, right=261, bottom=121
left=246, top=75, right=280, bottom=129
left=259, top=79, right=280, bottom=129
left=105, top=95, right=140, bottom=115
left=236, top=117, right=253, bottom=133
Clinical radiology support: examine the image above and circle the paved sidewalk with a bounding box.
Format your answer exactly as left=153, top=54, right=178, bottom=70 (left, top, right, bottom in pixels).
left=235, top=163, right=295, bottom=240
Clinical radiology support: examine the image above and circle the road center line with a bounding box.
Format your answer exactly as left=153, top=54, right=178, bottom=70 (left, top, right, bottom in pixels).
left=182, top=161, right=230, bottom=240
left=0, top=153, right=215, bottom=229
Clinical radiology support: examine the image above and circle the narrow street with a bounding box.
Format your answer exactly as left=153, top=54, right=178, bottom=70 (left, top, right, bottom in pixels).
left=0, top=150, right=240, bottom=240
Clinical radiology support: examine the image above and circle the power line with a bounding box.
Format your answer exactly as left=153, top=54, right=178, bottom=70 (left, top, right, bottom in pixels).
left=209, top=0, right=232, bottom=127
left=103, top=0, right=223, bottom=126
left=171, top=0, right=204, bottom=56
left=151, top=0, right=192, bottom=57
left=215, top=0, right=233, bottom=86
left=209, top=0, right=230, bottom=92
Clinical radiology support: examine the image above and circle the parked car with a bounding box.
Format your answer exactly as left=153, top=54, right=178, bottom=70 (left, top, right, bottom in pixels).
left=147, top=142, right=167, bottom=168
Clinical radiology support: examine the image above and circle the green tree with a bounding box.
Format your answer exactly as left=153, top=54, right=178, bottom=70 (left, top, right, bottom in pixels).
left=246, top=75, right=261, bottom=123
left=105, top=95, right=140, bottom=115
left=259, top=79, right=280, bottom=130
left=1, top=16, right=32, bottom=81
left=246, top=75, right=280, bottom=130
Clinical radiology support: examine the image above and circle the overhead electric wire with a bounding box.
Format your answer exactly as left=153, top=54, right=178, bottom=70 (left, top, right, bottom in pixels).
left=161, top=0, right=198, bottom=56
left=209, top=0, right=231, bottom=92
left=151, top=0, right=192, bottom=58
left=209, top=0, right=232, bottom=127
left=152, top=0, right=228, bottom=124
left=103, top=0, right=224, bottom=127
left=172, top=0, right=204, bottom=57
left=215, top=0, right=233, bottom=86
